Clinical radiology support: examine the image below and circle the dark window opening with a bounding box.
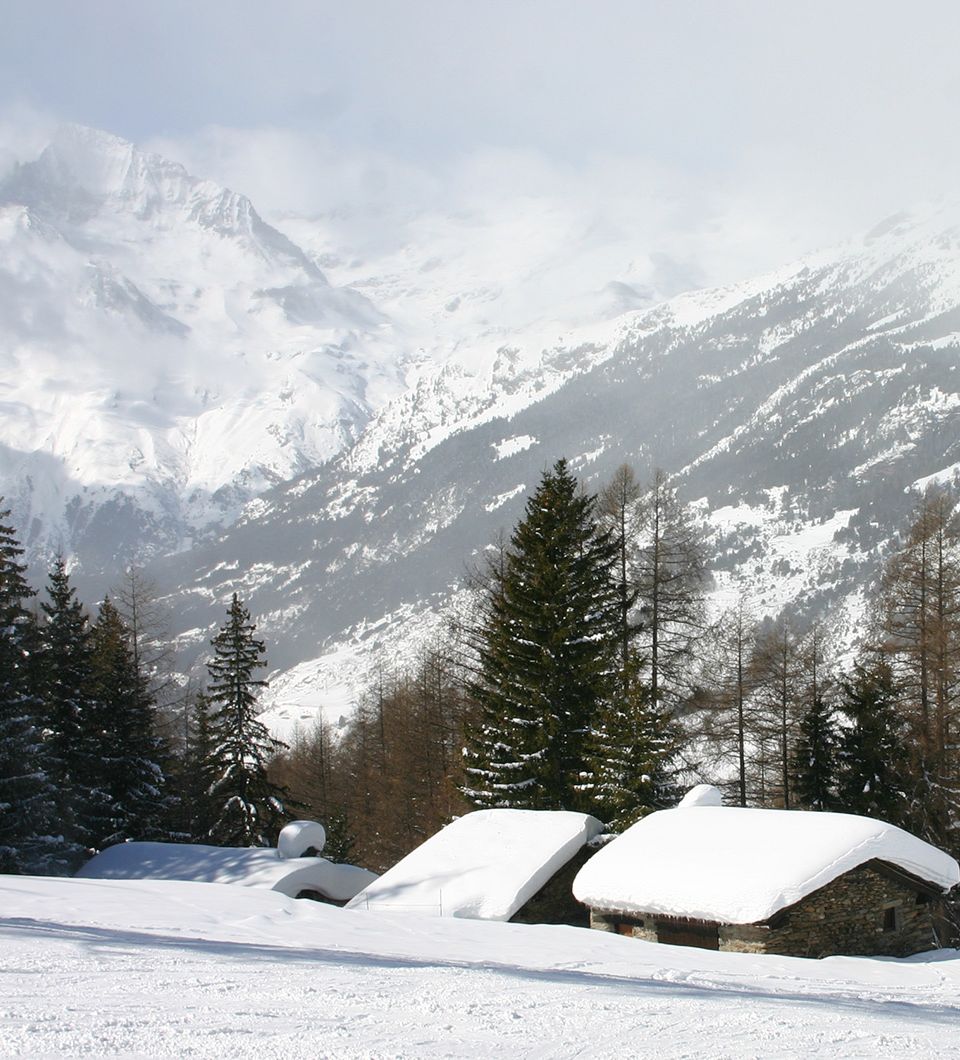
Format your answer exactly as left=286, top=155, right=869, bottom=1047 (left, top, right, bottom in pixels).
left=882, top=905, right=899, bottom=932
left=916, top=893, right=930, bottom=906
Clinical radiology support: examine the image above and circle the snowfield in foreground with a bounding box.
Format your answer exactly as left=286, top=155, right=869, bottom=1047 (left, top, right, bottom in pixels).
left=1, top=878, right=959, bottom=1058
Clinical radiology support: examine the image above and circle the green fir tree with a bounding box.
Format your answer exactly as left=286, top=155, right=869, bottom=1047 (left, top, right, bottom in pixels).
left=38, top=558, right=101, bottom=859
left=584, top=652, right=680, bottom=830
left=836, top=656, right=910, bottom=824
left=206, top=594, right=288, bottom=846
left=89, top=597, right=168, bottom=847
left=793, top=693, right=841, bottom=811
left=0, top=507, right=61, bottom=873
left=463, top=459, right=621, bottom=814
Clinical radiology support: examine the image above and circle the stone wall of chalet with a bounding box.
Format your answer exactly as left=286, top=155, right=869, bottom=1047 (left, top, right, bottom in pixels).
left=735, top=864, right=944, bottom=958
left=588, top=864, right=948, bottom=957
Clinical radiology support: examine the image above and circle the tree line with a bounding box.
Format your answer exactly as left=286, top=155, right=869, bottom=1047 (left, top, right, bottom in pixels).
left=2, top=461, right=958, bottom=878
left=0, top=504, right=288, bottom=874
left=276, top=462, right=960, bottom=874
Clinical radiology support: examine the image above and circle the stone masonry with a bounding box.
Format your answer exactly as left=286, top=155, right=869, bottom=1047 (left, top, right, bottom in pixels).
left=588, top=861, right=950, bottom=958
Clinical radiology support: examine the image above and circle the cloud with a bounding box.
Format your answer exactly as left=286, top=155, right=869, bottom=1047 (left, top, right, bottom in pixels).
left=6, top=2, right=960, bottom=315
left=0, top=101, right=59, bottom=182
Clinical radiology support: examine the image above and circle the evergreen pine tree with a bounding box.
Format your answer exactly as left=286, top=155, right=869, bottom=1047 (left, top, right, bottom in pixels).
left=836, top=655, right=910, bottom=825
left=89, top=597, right=168, bottom=847
left=206, top=594, right=288, bottom=846
left=321, top=812, right=356, bottom=863
left=38, top=558, right=101, bottom=859
left=583, top=651, right=680, bottom=830
left=463, top=459, right=620, bottom=814
left=183, top=691, right=219, bottom=842
left=793, top=693, right=841, bottom=810
left=0, top=506, right=60, bottom=873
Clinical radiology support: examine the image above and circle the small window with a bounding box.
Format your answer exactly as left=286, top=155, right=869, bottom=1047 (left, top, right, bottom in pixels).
left=882, top=905, right=899, bottom=932
left=916, top=893, right=930, bottom=907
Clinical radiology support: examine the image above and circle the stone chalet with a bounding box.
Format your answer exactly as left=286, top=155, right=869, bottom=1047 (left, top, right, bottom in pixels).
left=572, top=786, right=960, bottom=958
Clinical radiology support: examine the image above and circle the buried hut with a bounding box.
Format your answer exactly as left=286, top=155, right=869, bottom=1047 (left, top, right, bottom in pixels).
left=346, top=808, right=603, bottom=923
left=572, top=786, right=960, bottom=958
left=77, top=820, right=376, bottom=905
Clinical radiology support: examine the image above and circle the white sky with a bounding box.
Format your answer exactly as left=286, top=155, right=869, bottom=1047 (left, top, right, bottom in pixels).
left=4, top=1, right=960, bottom=291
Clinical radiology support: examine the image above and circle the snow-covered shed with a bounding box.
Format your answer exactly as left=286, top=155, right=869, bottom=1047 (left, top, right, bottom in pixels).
left=347, top=808, right=604, bottom=923
left=77, top=821, right=376, bottom=904
left=573, top=786, right=960, bottom=958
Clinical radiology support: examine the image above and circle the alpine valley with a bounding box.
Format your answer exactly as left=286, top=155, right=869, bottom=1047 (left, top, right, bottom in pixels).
left=3, top=125, right=960, bottom=736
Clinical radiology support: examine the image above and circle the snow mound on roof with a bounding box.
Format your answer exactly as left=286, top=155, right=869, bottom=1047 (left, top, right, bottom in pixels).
left=277, top=820, right=327, bottom=859
left=77, top=841, right=375, bottom=902
left=347, top=809, right=603, bottom=921
left=572, top=805, right=960, bottom=925
left=678, top=784, right=724, bottom=807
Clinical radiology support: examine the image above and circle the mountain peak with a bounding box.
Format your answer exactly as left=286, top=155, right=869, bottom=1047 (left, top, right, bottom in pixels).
left=1, top=123, right=193, bottom=219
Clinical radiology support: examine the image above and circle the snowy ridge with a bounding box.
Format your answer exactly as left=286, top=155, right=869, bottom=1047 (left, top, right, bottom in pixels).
left=5, top=123, right=960, bottom=729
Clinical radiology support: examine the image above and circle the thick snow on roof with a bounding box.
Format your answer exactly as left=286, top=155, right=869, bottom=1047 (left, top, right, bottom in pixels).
left=573, top=789, right=960, bottom=924
left=347, top=808, right=603, bottom=920
left=77, top=841, right=375, bottom=902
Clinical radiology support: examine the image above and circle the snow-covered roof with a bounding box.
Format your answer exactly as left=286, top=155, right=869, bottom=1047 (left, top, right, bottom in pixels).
left=572, top=788, right=960, bottom=925
left=347, top=808, right=604, bottom=921
left=77, top=841, right=375, bottom=902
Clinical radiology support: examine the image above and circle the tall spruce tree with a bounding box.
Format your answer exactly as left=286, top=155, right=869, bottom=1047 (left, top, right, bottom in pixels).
left=836, top=655, right=910, bottom=825
left=89, top=597, right=167, bottom=847
left=463, top=459, right=620, bottom=814
left=0, top=507, right=60, bottom=873
left=793, top=693, right=841, bottom=811
left=205, top=594, right=287, bottom=846
left=39, top=558, right=101, bottom=858
left=583, top=651, right=680, bottom=830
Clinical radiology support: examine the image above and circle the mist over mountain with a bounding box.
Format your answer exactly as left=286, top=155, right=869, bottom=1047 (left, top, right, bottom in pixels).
left=2, top=125, right=960, bottom=736
left=0, top=124, right=406, bottom=573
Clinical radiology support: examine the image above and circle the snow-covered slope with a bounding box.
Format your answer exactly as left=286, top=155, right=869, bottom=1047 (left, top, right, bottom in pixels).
left=3, top=876, right=960, bottom=1057
left=149, top=202, right=960, bottom=733
left=0, top=124, right=407, bottom=572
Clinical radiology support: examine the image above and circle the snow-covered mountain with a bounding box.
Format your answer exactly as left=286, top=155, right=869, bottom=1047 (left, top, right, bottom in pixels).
left=0, top=124, right=407, bottom=572
left=152, top=203, right=960, bottom=734
left=4, top=124, right=960, bottom=738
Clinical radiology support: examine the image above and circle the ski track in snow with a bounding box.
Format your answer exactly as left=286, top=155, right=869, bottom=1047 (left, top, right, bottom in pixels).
left=1, top=877, right=959, bottom=1058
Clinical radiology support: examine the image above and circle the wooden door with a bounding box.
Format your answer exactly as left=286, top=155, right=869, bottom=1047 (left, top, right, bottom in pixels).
left=656, top=921, right=719, bottom=950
